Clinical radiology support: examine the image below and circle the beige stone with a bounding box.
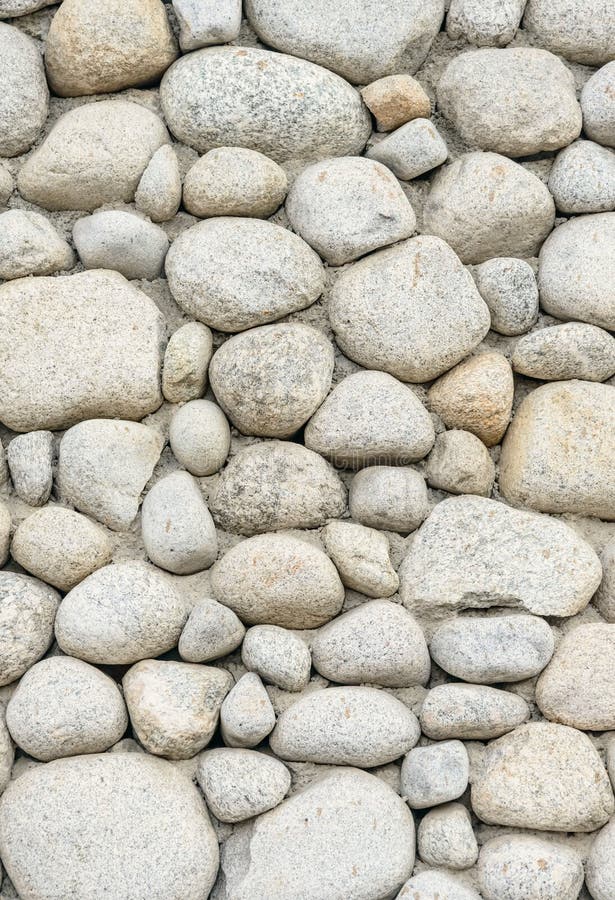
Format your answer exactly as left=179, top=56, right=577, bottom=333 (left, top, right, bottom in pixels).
left=361, top=74, right=430, bottom=132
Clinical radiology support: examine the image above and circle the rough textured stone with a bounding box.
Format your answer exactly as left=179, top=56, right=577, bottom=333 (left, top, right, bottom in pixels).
left=0, top=24, right=48, bottom=157
left=447, top=0, right=525, bottom=45
left=478, top=835, right=584, bottom=900
left=44, top=0, right=177, bottom=96
left=471, top=722, right=615, bottom=831
left=430, top=615, right=555, bottom=684
left=438, top=48, right=581, bottom=156
left=349, top=465, right=429, bottom=532
left=220, top=672, right=276, bottom=749
left=197, top=748, right=290, bottom=823
left=165, top=217, right=325, bottom=333
left=587, top=817, right=615, bottom=900
left=135, top=145, right=182, bottom=222
left=361, top=74, right=431, bottom=132
left=0, top=572, right=60, bottom=688
left=428, top=352, right=513, bottom=446
left=184, top=147, right=287, bottom=219
left=162, top=323, right=213, bottom=404
left=401, top=740, right=469, bottom=809
left=242, top=626, right=311, bottom=692
left=420, top=684, right=529, bottom=739
left=270, top=687, right=419, bottom=766
left=425, top=430, right=495, bottom=496
left=55, top=561, right=186, bottom=665
left=523, top=0, right=615, bottom=66
left=499, top=380, right=615, bottom=519
left=366, top=118, right=448, bottom=180
left=537, top=213, right=615, bottom=329
left=0, top=271, right=164, bottom=432
left=286, top=156, right=416, bottom=265
left=0, top=210, right=74, bottom=280
left=160, top=46, right=370, bottom=162
left=582, top=62, right=615, bottom=148
left=123, top=659, right=232, bottom=759
left=0, top=165, right=13, bottom=206
left=11, top=507, right=112, bottom=592
left=400, top=495, right=601, bottom=617
left=217, top=768, right=415, bottom=900
left=595, top=537, right=615, bottom=622
left=58, top=419, right=164, bottom=531
left=18, top=100, right=169, bottom=211
left=210, top=324, right=333, bottom=438
left=329, top=236, right=490, bottom=382
left=211, top=533, right=344, bottom=629
left=321, top=521, right=399, bottom=597
left=179, top=599, right=245, bottom=663
left=512, top=323, right=615, bottom=382
left=7, top=431, right=53, bottom=506
left=0, top=0, right=56, bottom=15
left=396, top=871, right=481, bottom=899
left=548, top=140, right=615, bottom=213
left=169, top=400, right=230, bottom=476
left=6, top=656, right=127, bottom=762
left=73, top=211, right=169, bottom=281
left=0, top=504, right=10, bottom=569
left=417, top=803, right=478, bottom=870
left=0, top=710, right=13, bottom=796
left=312, top=599, right=430, bottom=687
left=209, top=441, right=346, bottom=535
left=424, top=152, right=555, bottom=264
left=0, top=754, right=219, bottom=900
left=305, top=370, right=434, bottom=467
left=474, top=257, right=539, bottom=336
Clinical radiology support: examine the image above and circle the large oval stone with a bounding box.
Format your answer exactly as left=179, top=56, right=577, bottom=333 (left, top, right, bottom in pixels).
left=160, top=46, right=371, bottom=162
left=0, top=23, right=48, bottom=157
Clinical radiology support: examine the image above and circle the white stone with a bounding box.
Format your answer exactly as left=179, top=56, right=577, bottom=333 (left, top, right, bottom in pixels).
left=582, top=62, right=615, bottom=148
left=366, top=118, right=448, bottom=180
left=169, top=400, right=230, bottom=476
left=401, top=740, right=469, bottom=809
left=474, top=257, right=539, bottom=336
left=420, top=684, right=529, bottom=740
left=162, top=322, right=213, bottom=404
left=587, top=817, right=615, bottom=900
left=73, top=211, right=169, bottom=281
left=548, top=140, right=615, bottom=213
left=321, top=521, right=399, bottom=597
left=417, top=803, right=478, bottom=870
left=478, top=835, right=584, bottom=900
left=220, top=672, right=276, bottom=749
left=0, top=24, right=48, bottom=157
left=512, top=323, right=615, bottom=382
left=135, top=145, right=182, bottom=222
left=179, top=598, right=245, bottom=663
left=0, top=164, right=13, bottom=206
left=349, top=465, right=429, bottom=532
left=0, top=572, right=60, bottom=688
left=595, top=537, right=615, bottom=622
left=173, top=0, right=241, bottom=50
left=0, top=503, right=10, bottom=568
left=0, top=210, right=74, bottom=280
left=447, top=0, right=525, bottom=46
left=242, top=626, right=311, bottom=693
left=197, top=748, right=290, bottom=823
left=396, top=871, right=482, bottom=899
left=0, top=0, right=56, bottom=15
left=7, top=431, right=53, bottom=507
left=425, top=430, right=495, bottom=496
left=524, top=0, right=615, bottom=66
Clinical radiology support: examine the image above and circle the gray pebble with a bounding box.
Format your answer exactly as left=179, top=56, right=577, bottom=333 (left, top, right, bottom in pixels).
left=396, top=870, right=481, bottom=899
left=0, top=572, right=60, bottom=687
left=417, top=802, right=478, bottom=870
left=220, top=672, right=276, bottom=749
left=169, top=400, right=230, bottom=476
left=446, top=0, right=525, bottom=46
left=7, top=431, right=53, bottom=507
left=474, top=257, right=539, bottom=336
left=587, top=816, right=615, bottom=900
left=366, top=118, right=448, bottom=180
left=242, top=625, right=311, bottom=693
left=478, top=834, right=584, bottom=900
left=420, top=683, right=530, bottom=740
left=173, top=0, right=241, bottom=50
left=321, top=521, right=399, bottom=598
left=0, top=23, right=48, bottom=158
left=425, top=430, right=495, bottom=496
left=162, top=322, right=213, bottom=405
left=512, top=322, right=615, bottom=382
left=179, top=598, right=245, bottom=663
left=401, top=740, right=469, bottom=809
left=581, top=61, right=615, bottom=148
left=73, top=210, right=169, bottom=281
left=349, top=465, right=429, bottom=532
left=524, top=0, right=615, bottom=66
left=548, top=140, right=615, bottom=213
left=135, top=145, right=182, bottom=223
left=0, top=210, right=74, bottom=280
left=595, top=537, right=615, bottom=621
left=197, top=748, right=290, bottom=823
left=0, top=164, right=13, bottom=206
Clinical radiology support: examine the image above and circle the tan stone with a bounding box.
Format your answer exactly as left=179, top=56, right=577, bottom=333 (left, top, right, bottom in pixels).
left=361, top=74, right=431, bottom=132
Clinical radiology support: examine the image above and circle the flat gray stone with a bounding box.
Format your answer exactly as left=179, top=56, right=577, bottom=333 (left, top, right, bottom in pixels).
left=365, top=118, right=448, bottom=180
left=474, top=257, right=538, bottom=336
left=401, top=740, right=469, bottom=809
left=523, top=0, right=615, bottom=66
left=0, top=210, right=73, bottom=280
left=172, top=0, right=241, bottom=50
left=162, top=322, right=213, bottom=405
left=0, top=572, right=60, bottom=688
left=197, top=748, right=290, bottom=823
left=420, top=684, right=529, bottom=740
left=0, top=24, right=48, bottom=157
left=582, top=62, right=615, bottom=148
left=548, top=140, right=615, bottom=213
left=512, top=322, right=615, bottom=382
left=135, top=144, right=182, bottom=222
left=321, top=521, right=399, bottom=597
left=478, top=835, right=584, bottom=900
left=349, top=465, right=429, bottom=532
left=73, top=210, right=169, bottom=281
left=179, top=598, right=245, bottom=663
left=425, top=430, right=495, bottom=496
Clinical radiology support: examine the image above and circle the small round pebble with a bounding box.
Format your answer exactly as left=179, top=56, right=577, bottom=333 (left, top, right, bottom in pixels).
left=321, top=521, right=399, bottom=598
left=401, top=740, right=469, bottom=809
left=349, top=465, right=429, bottom=532
left=417, top=803, right=478, bottom=870
left=73, top=210, right=169, bottom=281
left=162, top=322, right=213, bottom=404
left=478, top=834, right=584, bottom=900
left=7, top=431, right=54, bottom=507
left=135, top=144, right=182, bottom=223
left=169, top=399, right=230, bottom=476
left=420, top=684, right=530, bottom=740
left=220, top=672, right=276, bottom=749
left=0, top=572, right=60, bottom=687
left=548, top=140, right=615, bottom=213
left=197, top=748, right=290, bottom=823
left=581, top=61, right=615, bottom=148
left=512, top=322, right=615, bottom=382
left=366, top=118, right=448, bottom=181
left=446, top=0, right=525, bottom=46
left=425, top=430, right=495, bottom=496
left=242, top=625, right=311, bottom=693
left=178, top=598, right=245, bottom=663
left=474, top=257, right=539, bottom=336
left=361, top=74, right=431, bottom=132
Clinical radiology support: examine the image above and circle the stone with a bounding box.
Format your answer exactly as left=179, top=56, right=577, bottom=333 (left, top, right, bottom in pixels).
left=11, top=507, right=112, bottom=592
left=438, top=48, right=581, bottom=157
left=242, top=626, right=311, bottom=692
left=0, top=24, right=48, bottom=157
left=582, top=62, right=615, bottom=148
left=587, top=817, right=615, bottom=900
left=169, top=400, right=230, bottom=476
left=217, top=768, right=415, bottom=900
left=55, top=561, right=186, bottom=665
left=425, top=430, right=495, bottom=496
left=220, top=673, right=276, bottom=748
left=418, top=803, right=478, bottom=870
left=285, top=156, right=416, bottom=265
left=430, top=615, right=555, bottom=684
left=321, top=521, right=399, bottom=597
left=0, top=210, right=74, bottom=280
left=472, top=722, right=615, bottom=831
left=447, top=0, right=525, bottom=45
left=361, top=74, right=431, bottom=132
left=595, top=538, right=615, bottom=621
left=18, top=100, right=169, bottom=211
left=179, top=599, right=245, bottom=663
left=183, top=147, right=288, bottom=219
left=211, top=533, right=344, bottom=629
left=349, top=465, right=429, bottom=532
left=537, top=212, right=615, bottom=329
left=0, top=165, right=13, bottom=205
left=329, top=236, right=490, bottom=382
left=270, top=686, right=420, bottom=767
left=0, top=0, right=56, bottom=15
left=210, top=324, right=334, bottom=438
left=429, top=352, right=513, bottom=447
left=424, top=152, right=555, bottom=264
left=523, top=0, right=615, bottom=66
left=173, top=0, right=241, bottom=50
left=474, top=257, right=539, bottom=336
left=73, top=211, right=169, bottom=281
left=197, top=748, right=290, bottom=823
left=162, top=323, right=213, bottom=404
left=0, top=504, right=10, bottom=568
left=478, top=835, right=584, bottom=900
left=420, top=684, right=529, bottom=740
left=548, top=140, right=615, bottom=213
left=366, top=119, right=448, bottom=180
left=160, top=46, right=370, bottom=162
left=499, top=380, right=615, bottom=519
left=0, top=754, right=219, bottom=899
left=0, top=271, right=164, bottom=432
left=0, top=572, right=60, bottom=687
left=58, top=419, right=164, bottom=531
left=536, top=624, right=615, bottom=730
left=135, top=145, right=182, bottom=222
left=512, top=323, right=615, bottom=382
left=312, top=600, right=430, bottom=687
left=123, top=659, right=232, bottom=759
left=209, top=441, right=346, bottom=535
left=7, top=431, right=53, bottom=506
left=44, top=0, right=177, bottom=96
left=305, top=370, right=434, bottom=467
left=165, top=217, right=325, bottom=333
left=0, top=710, right=13, bottom=796
left=396, top=871, right=481, bottom=900
left=401, top=740, right=469, bottom=809
left=400, top=495, right=601, bottom=617
left=6, top=656, right=127, bottom=762
left=244, top=0, right=444, bottom=83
